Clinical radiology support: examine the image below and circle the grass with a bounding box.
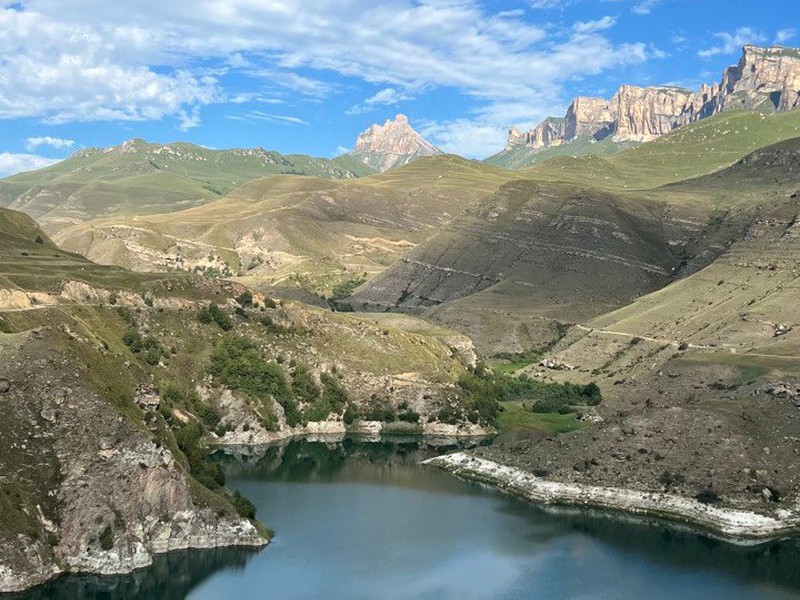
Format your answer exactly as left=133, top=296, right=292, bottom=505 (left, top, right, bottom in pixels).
left=0, top=139, right=374, bottom=227
left=523, top=110, right=800, bottom=191
left=496, top=401, right=586, bottom=434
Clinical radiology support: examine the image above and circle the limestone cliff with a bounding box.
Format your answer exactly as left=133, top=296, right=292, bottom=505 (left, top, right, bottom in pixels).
left=612, top=85, right=697, bottom=142
left=348, top=114, right=442, bottom=172
left=502, top=44, right=800, bottom=157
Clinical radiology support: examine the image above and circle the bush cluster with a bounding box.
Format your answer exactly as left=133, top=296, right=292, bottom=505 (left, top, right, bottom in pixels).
left=330, top=275, right=367, bottom=300
left=122, top=328, right=167, bottom=366
left=209, top=337, right=300, bottom=426
left=198, top=304, right=233, bottom=331
left=174, top=421, right=226, bottom=490
left=457, top=364, right=602, bottom=420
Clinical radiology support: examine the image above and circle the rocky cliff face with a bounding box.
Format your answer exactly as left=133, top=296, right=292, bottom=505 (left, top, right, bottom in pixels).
left=564, top=96, right=616, bottom=140
left=612, top=85, right=697, bottom=142
left=349, top=115, right=442, bottom=172
left=504, top=45, right=800, bottom=154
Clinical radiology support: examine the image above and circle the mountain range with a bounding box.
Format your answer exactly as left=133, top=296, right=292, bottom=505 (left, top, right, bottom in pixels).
left=3, top=43, right=800, bottom=592
left=488, top=45, right=800, bottom=168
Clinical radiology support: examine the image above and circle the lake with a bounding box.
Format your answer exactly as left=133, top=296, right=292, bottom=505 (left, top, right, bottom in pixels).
left=11, top=437, right=800, bottom=600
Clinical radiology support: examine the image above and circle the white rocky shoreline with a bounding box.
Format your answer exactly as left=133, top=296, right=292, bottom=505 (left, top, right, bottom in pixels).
left=424, top=452, right=800, bottom=544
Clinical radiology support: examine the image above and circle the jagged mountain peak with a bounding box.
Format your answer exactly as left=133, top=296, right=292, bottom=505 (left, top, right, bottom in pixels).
left=494, top=44, right=800, bottom=167
left=349, top=114, right=442, bottom=172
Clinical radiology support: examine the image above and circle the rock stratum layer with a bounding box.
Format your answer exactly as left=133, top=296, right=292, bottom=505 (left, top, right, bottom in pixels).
left=504, top=45, right=800, bottom=154
left=348, top=114, right=442, bottom=172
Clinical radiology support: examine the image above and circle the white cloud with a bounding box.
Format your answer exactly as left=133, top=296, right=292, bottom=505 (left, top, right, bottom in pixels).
left=776, top=28, right=796, bottom=44
left=527, top=0, right=576, bottom=8
left=573, top=16, right=616, bottom=34
left=0, top=152, right=61, bottom=177
left=225, top=111, right=309, bottom=126
left=631, top=0, right=662, bottom=15
left=698, top=27, right=767, bottom=58
left=25, top=136, right=75, bottom=151
left=5, top=0, right=655, bottom=155
left=420, top=119, right=510, bottom=158
left=346, top=87, right=414, bottom=115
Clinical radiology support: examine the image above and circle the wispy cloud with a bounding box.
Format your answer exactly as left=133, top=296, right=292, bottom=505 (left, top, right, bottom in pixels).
left=698, top=27, right=767, bottom=58
left=226, top=110, right=309, bottom=126
left=25, top=136, right=75, bottom=151
left=0, top=152, right=61, bottom=177
left=776, top=28, right=796, bottom=44
left=346, top=87, right=414, bottom=115
left=632, top=0, right=662, bottom=15
left=0, top=1, right=656, bottom=155
left=573, top=16, right=616, bottom=34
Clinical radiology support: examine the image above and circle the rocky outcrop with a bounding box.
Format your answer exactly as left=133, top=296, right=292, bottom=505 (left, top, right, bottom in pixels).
left=564, top=97, right=616, bottom=140
left=348, top=115, right=442, bottom=172
left=612, top=85, right=698, bottom=142
left=504, top=45, right=800, bottom=153
left=717, top=45, right=800, bottom=113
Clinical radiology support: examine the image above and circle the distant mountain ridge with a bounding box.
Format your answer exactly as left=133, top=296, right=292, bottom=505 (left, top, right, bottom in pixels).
left=491, top=45, right=800, bottom=167
left=348, top=114, right=442, bottom=172
left=0, top=138, right=373, bottom=230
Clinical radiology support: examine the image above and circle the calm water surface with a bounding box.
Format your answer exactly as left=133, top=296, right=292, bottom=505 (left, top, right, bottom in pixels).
left=13, top=437, right=800, bottom=600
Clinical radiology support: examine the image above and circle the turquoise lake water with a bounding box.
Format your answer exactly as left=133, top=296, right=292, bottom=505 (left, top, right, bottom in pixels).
left=12, top=438, right=800, bottom=600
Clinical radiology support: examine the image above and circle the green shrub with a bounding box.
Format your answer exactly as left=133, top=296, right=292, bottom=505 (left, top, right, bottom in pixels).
left=231, top=490, right=256, bottom=519
left=398, top=410, right=420, bottom=423
left=236, top=291, right=254, bottom=308
left=292, top=365, right=320, bottom=403
left=98, top=525, right=114, bottom=551
left=122, top=328, right=143, bottom=352
left=362, top=396, right=397, bottom=422
left=199, top=304, right=233, bottom=331
left=122, top=329, right=166, bottom=365
left=209, top=337, right=300, bottom=426
left=458, top=366, right=602, bottom=418
left=320, top=373, right=348, bottom=412
left=174, top=421, right=226, bottom=489
left=331, top=275, right=367, bottom=299
left=343, top=404, right=359, bottom=425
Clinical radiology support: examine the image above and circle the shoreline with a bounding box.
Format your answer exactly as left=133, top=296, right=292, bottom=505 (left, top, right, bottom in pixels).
left=0, top=433, right=485, bottom=595
left=424, top=452, right=800, bottom=545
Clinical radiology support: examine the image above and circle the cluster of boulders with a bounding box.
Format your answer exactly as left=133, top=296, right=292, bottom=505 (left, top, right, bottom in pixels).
left=757, top=382, right=800, bottom=405
left=134, top=383, right=161, bottom=410
left=539, top=358, right=575, bottom=371
left=774, top=323, right=793, bottom=337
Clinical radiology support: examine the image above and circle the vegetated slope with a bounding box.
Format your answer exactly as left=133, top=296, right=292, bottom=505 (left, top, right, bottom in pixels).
left=345, top=178, right=707, bottom=352
left=485, top=136, right=637, bottom=170
left=0, top=206, right=489, bottom=592
left=53, top=155, right=514, bottom=297
left=522, top=109, right=800, bottom=190
left=474, top=140, right=800, bottom=514
left=0, top=139, right=374, bottom=232
left=349, top=118, right=800, bottom=354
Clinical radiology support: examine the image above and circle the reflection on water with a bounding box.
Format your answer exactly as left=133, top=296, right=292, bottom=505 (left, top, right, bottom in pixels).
left=10, top=436, right=800, bottom=600
left=4, top=547, right=258, bottom=600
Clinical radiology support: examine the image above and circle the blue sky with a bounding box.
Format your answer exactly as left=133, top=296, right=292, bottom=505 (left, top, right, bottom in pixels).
left=0, top=0, right=798, bottom=175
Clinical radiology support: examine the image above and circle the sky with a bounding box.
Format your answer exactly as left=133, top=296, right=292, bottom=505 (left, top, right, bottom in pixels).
left=0, top=0, right=798, bottom=176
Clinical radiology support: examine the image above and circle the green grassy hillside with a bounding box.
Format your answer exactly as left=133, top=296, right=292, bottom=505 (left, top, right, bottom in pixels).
left=524, top=110, right=800, bottom=190
left=485, top=136, right=636, bottom=170
left=0, top=139, right=374, bottom=231
left=53, top=155, right=515, bottom=297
